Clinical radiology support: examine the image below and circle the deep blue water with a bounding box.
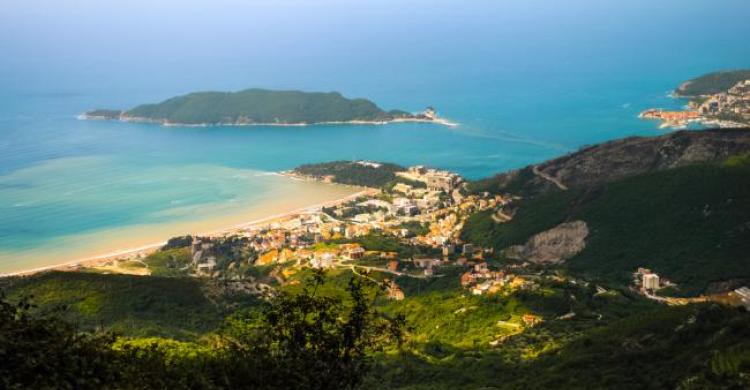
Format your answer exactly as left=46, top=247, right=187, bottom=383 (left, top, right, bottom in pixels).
left=1, top=0, right=749, bottom=271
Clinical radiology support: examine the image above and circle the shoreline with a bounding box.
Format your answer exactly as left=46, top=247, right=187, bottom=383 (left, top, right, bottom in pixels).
left=1, top=185, right=377, bottom=278
left=78, top=114, right=459, bottom=128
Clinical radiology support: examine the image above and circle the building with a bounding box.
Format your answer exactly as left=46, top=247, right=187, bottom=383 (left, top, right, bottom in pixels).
left=311, top=252, right=335, bottom=269
left=521, top=314, right=542, bottom=327
left=413, top=258, right=441, bottom=268
left=387, top=259, right=400, bottom=272
left=460, top=271, right=475, bottom=286
left=387, top=281, right=405, bottom=301
left=442, top=243, right=455, bottom=256
left=643, top=273, right=660, bottom=291
left=734, top=287, right=750, bottom=309
left=341, top=244, right=365, bottom=260
left=426, top=173, right=456, bottom=192
left=196, top=257, right=217, bottom=275
left=462, top=244, right=474, bottom=256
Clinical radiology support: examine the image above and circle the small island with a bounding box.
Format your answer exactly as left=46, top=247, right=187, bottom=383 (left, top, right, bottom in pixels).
left=640, top=69, right=750, bottom=128
left=81, top=88, right=457, bottom=127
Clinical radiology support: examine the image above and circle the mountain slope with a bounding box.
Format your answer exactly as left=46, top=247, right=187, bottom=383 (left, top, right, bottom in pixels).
left=464, top=156, right=750, bottom=295
left=469, top=129, right=750, bottom=198
left=675, top=69, right=750, bottom=97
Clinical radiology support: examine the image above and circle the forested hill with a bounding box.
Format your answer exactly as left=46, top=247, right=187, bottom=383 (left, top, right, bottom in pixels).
left=675, top=69, right=750, bottom=97
left=84, top=89, right=416, bottom=125
left=469, top=128, right=750, bottom=198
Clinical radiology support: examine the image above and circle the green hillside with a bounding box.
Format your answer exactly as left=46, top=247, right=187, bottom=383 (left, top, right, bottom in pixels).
left=463, top=158, right=750, bottom=295
left=0, top=271, right=248, bottom=340
left=676, top=69, right=750, bottom=97
left=369, top=303, right=750, bottom=390
left=292, top=160, right=406, bottom=187
left=117, top=89, right=410, bottom=125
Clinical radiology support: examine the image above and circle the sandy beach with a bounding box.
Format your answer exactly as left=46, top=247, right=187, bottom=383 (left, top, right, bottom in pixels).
left=0, top=181, right=374, bottom=277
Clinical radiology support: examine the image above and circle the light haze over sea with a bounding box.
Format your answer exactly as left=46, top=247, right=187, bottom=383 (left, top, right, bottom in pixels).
left=1, top=0, right=749, bottom=273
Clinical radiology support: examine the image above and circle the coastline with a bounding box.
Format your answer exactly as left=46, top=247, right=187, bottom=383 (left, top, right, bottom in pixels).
left=0, top=183, right=376, bottom=278
left=78, top=114, right=459, bottom=128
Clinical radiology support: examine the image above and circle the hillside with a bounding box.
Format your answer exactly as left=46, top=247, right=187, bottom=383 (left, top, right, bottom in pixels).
left=675, top=69, right=750, bottom=97
left=469, top=128, right=750, bottom=198
left=464, top=154, right=750, bottom=295
left=83, top=89, right=430, bottom=126
left=291, top=160, right=408, bottom=187
left=0, top=271, right=254, bottom=340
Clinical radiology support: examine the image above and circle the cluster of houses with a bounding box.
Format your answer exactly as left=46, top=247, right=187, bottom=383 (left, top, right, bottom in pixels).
left=181, top=165, right=515, bottom=292
left=695, top=79, right=750, bottom=122
left=460, top=261, right=537, bottom=296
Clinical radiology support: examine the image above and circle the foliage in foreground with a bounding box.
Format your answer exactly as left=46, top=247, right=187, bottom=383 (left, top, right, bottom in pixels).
left=0, top=272, right=402, bottom=390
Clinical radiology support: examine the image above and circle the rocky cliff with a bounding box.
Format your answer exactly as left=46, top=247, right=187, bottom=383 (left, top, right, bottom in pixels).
left=504, top=221, right=589, bottom=264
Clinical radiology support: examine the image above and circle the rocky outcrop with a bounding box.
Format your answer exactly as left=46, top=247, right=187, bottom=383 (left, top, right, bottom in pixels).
left=472, top=128, right=750, bottom=198
left=504, top=221, right=589, bottom=264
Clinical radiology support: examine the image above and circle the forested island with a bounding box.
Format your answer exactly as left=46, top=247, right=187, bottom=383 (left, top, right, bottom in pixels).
left=81, top=89, right=456, bottom=127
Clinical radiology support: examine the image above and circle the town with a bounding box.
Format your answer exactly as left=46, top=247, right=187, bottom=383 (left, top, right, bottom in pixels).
left=640, top=78, right=750, bottom=128
left=115, top=162, right=567, bottom=309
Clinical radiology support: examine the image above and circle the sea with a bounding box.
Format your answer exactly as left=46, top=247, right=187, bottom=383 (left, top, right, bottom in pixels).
left=1, top=0, right=749, bottom=273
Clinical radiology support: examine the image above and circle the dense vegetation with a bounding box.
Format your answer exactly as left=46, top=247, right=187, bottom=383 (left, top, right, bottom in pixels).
left=294, top=160, right=405, bottom=187
left=463, top=160, right=750, bottom=295
left=367, top=303, right=750, bottom=389
left=0, top=271, right=228, bottom=340
left=109, top=89, right=412, bottom=125
left=676, top=69, right=750, bottom=97
left=0, top=272, right=403, bottom=389
left=84, top=109, right=123, bottom=119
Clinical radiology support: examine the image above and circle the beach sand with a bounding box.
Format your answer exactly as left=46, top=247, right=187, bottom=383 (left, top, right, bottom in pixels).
left=0, top=179, right=371, bottom=276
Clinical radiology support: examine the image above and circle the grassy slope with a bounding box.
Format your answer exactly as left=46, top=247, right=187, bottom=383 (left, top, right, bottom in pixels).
left=1, top=271, right=225, bottom=340
left=463, top=162, right=750, bottom=295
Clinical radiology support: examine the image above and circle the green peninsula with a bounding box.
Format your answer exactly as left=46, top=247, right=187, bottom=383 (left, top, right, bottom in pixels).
left=82, top=88, right=455, bottom=126
left=675, top=69, right=750, bottom=97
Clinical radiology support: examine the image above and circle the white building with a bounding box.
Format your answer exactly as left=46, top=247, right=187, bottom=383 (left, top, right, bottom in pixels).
left=643, top=273, right=660, bottom=291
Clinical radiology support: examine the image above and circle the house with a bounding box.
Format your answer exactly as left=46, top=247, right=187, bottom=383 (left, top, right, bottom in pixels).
left=387, top=260, right=400, bottom=272
left=460, top=271, right=475, bottom=286
left=196, top=257, right=217, bottom=275
left=340, top=243, right=365, bottom=260
left=311, top=252, right=336, bottom=269
left=462, top=244, right=474, bottom=256
left=413, top=258, right=441, bottom=268
left=521, top=314, right=542, bottom=327
left=400, top=205, right=419, bottom=216
left=387, top=281, right=405, bottom=301
left=256, top=249, right=279, bottom=266
left=472, top=281, right=492, bottom=295
left=392, top=183, right=413, bottom=194
left=424, top=267, right=434, bottom=277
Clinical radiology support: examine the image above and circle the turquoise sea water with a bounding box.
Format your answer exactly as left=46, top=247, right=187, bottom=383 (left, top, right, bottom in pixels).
left=1, top=0, right=749, bottom=272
